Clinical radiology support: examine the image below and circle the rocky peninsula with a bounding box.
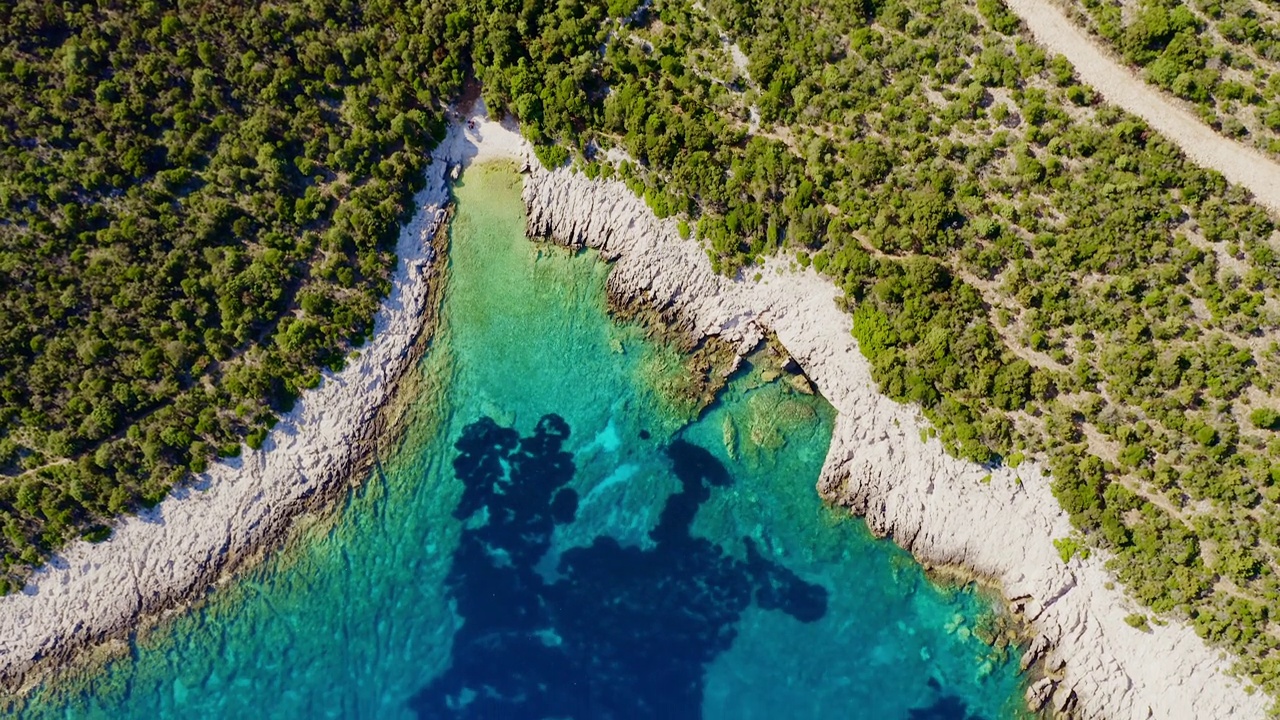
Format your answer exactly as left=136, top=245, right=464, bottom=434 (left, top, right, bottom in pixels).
left=0, top=119, right=529, bottom=696
left=520, top=142, right=1269, bottom=719
left=0, top=111, right=1268, bottom=719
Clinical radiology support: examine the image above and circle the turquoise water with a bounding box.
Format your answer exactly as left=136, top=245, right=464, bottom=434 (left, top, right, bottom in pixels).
left=17, top=163, right=1028, bottom=719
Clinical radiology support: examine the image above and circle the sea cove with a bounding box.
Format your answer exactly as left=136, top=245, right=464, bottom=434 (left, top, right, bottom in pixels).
left=16, top=163, right=1027, bottom=719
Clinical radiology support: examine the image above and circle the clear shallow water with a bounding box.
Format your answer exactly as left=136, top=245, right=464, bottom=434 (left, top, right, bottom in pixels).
left=17, top=163, right=1029, bottom=719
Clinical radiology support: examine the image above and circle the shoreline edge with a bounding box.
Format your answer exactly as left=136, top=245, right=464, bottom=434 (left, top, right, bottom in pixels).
left=0, top=112, right=1265, bottom=720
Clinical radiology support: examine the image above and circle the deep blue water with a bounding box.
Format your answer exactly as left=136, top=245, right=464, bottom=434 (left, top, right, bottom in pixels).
left=17, top=163, right=1029, bottom=719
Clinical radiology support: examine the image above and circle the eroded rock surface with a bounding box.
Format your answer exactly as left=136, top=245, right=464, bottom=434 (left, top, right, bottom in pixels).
left=0, top=139, right=453, bottom=697
left=524, top=163, right=1268, bottom=720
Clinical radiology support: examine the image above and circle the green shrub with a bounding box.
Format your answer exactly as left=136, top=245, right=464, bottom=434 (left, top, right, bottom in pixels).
left=1250, top=407, right=1280, bottom=431
left=82, top=526, right=112, bottom=543
left=1124, top=613, right=1151, bottom=632
left=245, top=428, right=268, bottom=451
left=1054, top=536, right=1091, bottom=564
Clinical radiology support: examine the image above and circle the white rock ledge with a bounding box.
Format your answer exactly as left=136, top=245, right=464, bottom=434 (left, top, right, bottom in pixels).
left=0, top=128, right=473, bottom=696
left=0, top=109, right=1267, bottom=720
left=522, top=161, right=1270, bottom=720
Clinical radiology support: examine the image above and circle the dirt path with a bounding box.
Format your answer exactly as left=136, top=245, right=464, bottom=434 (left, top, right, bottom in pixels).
left=1003, top=0, right=1280, bottom=213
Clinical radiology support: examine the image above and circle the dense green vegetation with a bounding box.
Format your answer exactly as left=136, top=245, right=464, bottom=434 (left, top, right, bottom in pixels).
left=1072, top=0, right=1280, bottom=155
left=8, top=0, right=1280, bottom=708
left=0, top=0, right=465, bottom=589
left=464, top=0, right=1280, bottom=702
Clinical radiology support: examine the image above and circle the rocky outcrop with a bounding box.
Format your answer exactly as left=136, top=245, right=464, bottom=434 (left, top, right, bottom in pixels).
left=525, top=179, right=764, bottom=356
left=523, top=163, right=1270, bottom=720
left=0, top=137, right=456, bottom=696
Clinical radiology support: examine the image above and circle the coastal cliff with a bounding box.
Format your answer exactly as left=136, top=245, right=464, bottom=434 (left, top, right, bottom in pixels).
left=523, top=159, right=1269, bottom=720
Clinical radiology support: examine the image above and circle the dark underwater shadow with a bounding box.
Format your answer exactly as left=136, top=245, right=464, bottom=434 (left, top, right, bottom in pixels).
left=907, top=694, right=988, bottom=720
left=408, top=413, right=828, bottom=719
left=907, top=678, right=991, bottom=720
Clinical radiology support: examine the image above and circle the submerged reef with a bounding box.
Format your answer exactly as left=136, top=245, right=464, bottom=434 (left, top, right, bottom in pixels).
left=409, top=414, right=828, bottom=718
left=909, top=680, right=991, bottom=720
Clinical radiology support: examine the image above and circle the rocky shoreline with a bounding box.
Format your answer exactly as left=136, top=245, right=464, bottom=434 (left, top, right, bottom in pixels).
left=0, top=109, right=1268, bottom=719
left=523, top=159, right=1270, bottom=719
left=0, top=130, right=465, bottom=698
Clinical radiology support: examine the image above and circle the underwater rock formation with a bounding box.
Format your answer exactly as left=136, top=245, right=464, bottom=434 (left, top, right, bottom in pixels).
left=410, top=415, right=827, bottom=719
